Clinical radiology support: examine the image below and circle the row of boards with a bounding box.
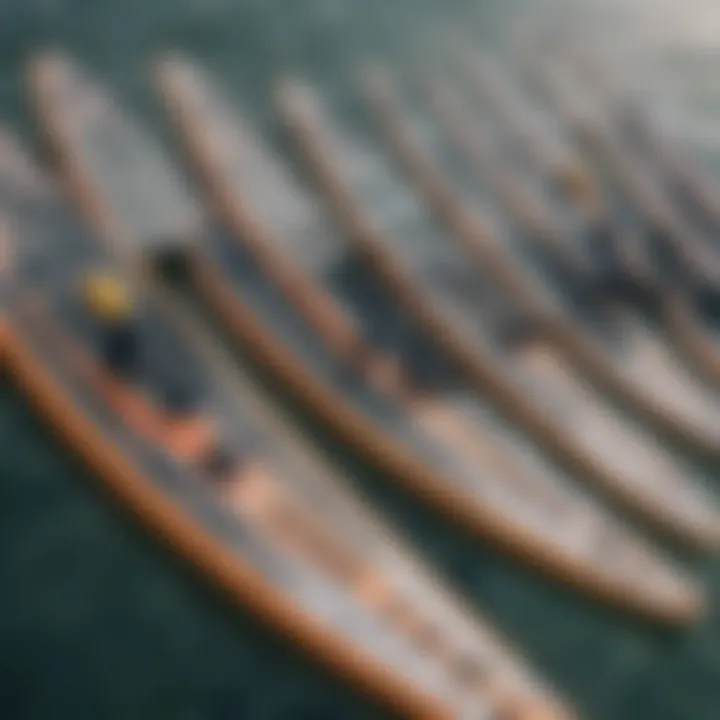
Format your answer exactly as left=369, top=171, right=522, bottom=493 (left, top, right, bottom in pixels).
left=2, top=45, right=720, bottom=719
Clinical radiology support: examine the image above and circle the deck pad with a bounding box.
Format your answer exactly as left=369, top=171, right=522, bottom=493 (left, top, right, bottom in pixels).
left=607, top=316, right=720, bottom=431
left=514, top=341, right=718, bottom=528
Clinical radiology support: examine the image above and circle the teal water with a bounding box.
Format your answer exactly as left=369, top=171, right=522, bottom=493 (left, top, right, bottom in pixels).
left=3, top=2, right=720, bottom=718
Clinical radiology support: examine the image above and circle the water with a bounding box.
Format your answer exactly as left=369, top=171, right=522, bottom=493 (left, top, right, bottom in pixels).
left=2, top=1, right=720, bottom=718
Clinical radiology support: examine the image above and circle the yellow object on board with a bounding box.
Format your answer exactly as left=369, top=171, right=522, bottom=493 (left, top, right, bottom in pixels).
left=82, top=271, right=134, bottom=321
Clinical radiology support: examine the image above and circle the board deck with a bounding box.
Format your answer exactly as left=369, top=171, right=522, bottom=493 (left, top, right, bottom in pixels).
left=24, top=52, right=711, bottom=624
